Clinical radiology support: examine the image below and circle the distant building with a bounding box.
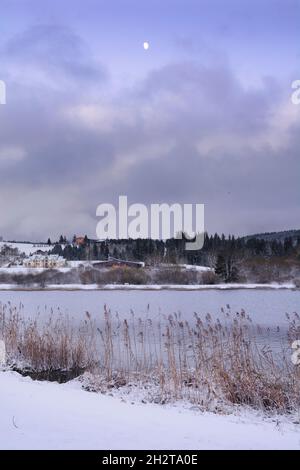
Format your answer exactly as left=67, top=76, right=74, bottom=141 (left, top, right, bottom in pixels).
left=23, top=254, right=66, bottom=269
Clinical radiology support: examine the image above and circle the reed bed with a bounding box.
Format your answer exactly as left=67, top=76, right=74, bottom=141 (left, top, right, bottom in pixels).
left=0, top=301, right=299, bottom=412
left=0, top=302, right=97, bottom=374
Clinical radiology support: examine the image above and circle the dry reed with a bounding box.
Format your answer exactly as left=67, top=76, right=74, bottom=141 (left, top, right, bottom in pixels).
left=0, top=301, right=299, bottom=412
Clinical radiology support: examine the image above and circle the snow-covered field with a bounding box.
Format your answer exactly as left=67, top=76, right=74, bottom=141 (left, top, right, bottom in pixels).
left=0, top=241, right=55, bottom=256
left=0, top=371, right=299, bottom=450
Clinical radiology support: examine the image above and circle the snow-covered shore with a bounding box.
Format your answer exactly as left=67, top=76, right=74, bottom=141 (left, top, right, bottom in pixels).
left=0, top=282, right=296, bottom=291
left=0, top=371, right=299, bottom=450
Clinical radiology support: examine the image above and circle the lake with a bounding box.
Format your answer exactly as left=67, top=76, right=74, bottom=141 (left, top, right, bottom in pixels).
left=1, top=288, right=299, bottom=360
left=0, top=288, right=299, bottom=326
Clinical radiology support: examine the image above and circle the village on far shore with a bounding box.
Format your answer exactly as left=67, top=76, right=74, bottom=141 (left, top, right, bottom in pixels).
left=0, top=236, right=146, bottom=269
left=0, top=230, right=299, bottom=288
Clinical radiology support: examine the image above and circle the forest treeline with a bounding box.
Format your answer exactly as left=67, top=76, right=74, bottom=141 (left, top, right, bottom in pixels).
left=48, top=232, right=300, bottom=283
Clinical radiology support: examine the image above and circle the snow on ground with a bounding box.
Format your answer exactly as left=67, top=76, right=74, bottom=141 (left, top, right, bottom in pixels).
left=98, top=282, right=296, bottom=291
left=0, top=371, right=299, bottom=450
left=180, top=264, right=213, bottom=272
left=0, top=267, right=72, bottom=275
left=0, top=241, right=56, bottom=256
left=0, top=282, right=296, bottom=291
left=161, top=263, right=213, bottom=272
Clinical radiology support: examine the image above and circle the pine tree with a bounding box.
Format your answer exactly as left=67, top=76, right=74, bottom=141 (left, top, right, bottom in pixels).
left=284, top=237, right=293, bottom=255
left=215, top=255, right=227, bottom=281
left=226, top=256, right=239, bottom=282
left=52, top=244, right=63, bottom=256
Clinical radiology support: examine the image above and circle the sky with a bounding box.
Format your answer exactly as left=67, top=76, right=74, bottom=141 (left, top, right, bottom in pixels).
left=0, top=0, right=299, bottom=241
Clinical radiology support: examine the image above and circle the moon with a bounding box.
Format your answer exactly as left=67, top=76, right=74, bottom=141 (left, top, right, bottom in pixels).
left=143, top=41, right=150, bottom=51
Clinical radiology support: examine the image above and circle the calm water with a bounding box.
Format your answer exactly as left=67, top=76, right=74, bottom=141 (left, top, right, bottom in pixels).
left=1, top=289, right=299, bottom=356
left=0, top=289, right=299, bottom=325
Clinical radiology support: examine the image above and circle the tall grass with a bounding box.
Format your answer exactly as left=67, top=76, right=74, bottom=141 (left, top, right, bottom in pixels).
left=0, top=301, right=299, bottom=412
left=0, top=302, right=97, bottom=373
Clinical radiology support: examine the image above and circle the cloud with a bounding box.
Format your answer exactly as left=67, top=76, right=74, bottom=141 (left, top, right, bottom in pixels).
left=0, top=145, right=27, bottom=167
left=2, top=24, right=107, bottom=89
left=0, top=23, right=299, bottom=240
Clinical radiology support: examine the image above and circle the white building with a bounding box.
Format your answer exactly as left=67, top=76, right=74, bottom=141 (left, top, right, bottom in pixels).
left=23, top=254, right=66, bottom=269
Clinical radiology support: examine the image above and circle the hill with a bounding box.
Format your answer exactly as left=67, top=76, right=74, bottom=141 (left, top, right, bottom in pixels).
left=243, top=229, right=300, bottom=243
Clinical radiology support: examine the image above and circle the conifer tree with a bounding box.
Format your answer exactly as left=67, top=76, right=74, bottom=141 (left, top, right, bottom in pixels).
left=215, top=254, right=227, bottom=281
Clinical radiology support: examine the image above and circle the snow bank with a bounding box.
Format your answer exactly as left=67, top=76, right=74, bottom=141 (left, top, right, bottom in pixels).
left=161, top=263, right=213, bottom=272
left=0, top=371, right=299, bottom=450
left=0, top=282, right=296, bottom=291
left=180, top=264, right=213, bottom=272
left=100, top=282, right=296, bottom=291
left=0, top=266, right=72, bottom=274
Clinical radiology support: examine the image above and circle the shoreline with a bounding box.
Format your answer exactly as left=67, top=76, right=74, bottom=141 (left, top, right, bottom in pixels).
left=0, top=282, right=297, bottom=292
